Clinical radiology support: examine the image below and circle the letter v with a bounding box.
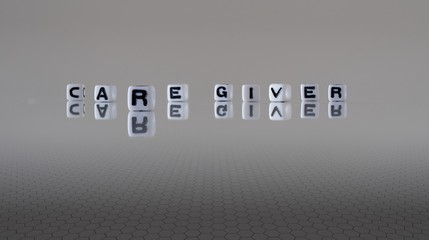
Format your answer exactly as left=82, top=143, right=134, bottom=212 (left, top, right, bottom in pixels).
left=271, top=87, right=282, bottom=98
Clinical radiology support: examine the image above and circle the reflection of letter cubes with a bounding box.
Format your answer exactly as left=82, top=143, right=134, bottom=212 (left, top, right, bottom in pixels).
left=168, top=84, right=189, bottom=102
left=300, top=102, right=319, bottom=119
left=328, top=84, right=347, bottom=101
left=242, top=102, right=260, bottom=120
left=329, top=102, right=347, bottom=119
left=66, top=101, right=85, bottom=118
left=127, top=85, right=155, bottom=111
left=128, top=111, right=156, bottom=137
left=300, top=84, right=319, bottom=101
left=214, top=84, right=233, bottom=101
left=94, top=85, right=117, bottom=102
left=269, top=102, right=292, bottom=121
left=214, top=102, right=233, bottom=119
left=168, top=102, right=189, bottom=120
left=66, top=84, right=85, bottom=100
left=242, top=85, right=260, bottom=102
left=94, top=103, right=117, bottom=120
left=269, top=84, right=291, bottom=102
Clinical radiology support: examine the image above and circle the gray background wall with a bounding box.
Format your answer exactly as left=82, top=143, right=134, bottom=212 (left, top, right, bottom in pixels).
left=1, top=0, right=429, bottom=105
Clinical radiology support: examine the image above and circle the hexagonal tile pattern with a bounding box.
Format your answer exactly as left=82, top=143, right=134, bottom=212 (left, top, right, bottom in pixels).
left=1, top=114, right=428, bottom=240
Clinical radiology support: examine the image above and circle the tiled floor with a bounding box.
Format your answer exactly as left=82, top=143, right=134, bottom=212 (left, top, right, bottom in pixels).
left=1, top=135, right=428, bottom=240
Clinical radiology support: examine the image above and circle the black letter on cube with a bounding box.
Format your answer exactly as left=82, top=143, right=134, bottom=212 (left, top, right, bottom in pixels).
left=96, top=87, right=108, bottom=101
left=217, top=87, right=227, bottom=98
left=170, top=87, right=181, bottom=100
left=132, top=89, right=148, bottom=106
left=330, top=87, right=342, bottom=99
left=304, top=86, right=316, bottom=99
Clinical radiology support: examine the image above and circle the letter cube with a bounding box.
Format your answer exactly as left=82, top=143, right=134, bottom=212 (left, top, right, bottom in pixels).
left=168, top=102, right=189, bottom=120
left=214, top=101, right=233, bottom=119
left=300, top=84, right=319, bottom=101
left=214, top=84, right=233, bottom=101
left=269, top=84, right=292, bottom=102
left=66, top=101, right=85, bottom=118
left=127, top=85, right=155, bottom=111
left=66, top=84, right=85, bottom=100
left=242, top=102, right=260, bottom=120
left=168, top=84, right=189, bottom=102
left=94, top=103, right=117, bottom=120
left=269, top=102, right=292, bottom=121
left=94, top=85, right=117, bottom=102
left=242, top=84, right=260, bottom=102
left=328, top=84, right=347, bottom=101
left=127, top=111, right=156, bottom=137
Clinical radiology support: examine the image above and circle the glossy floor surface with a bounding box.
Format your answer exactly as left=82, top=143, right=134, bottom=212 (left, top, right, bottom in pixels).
left=1, top=101, right=428, bottom=240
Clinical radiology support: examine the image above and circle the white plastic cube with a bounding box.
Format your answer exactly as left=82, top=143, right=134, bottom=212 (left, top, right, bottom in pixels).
left=168, top=84, right=189, bottom=102
left=242, top=85, right=260, bottom=102
left=167, top=102, right=189, bottom=120
left=242, top=102, right=260, bottom=120
left=66, top=84, right=85, bottom=100
left=300, top=84, right=319, bottom=101
left=328, top=84, right=347, bottom=102
left=269, top=102, right=292, bottom=121
left=94, top=103, right=117, bottom=120
left=66, top=101, right=85, bottom=118
left=269, top=84, right=292, bottom=102
left=127, top=85, right=156, bottom=111
left=214, top=84, right=233, bottom=101
left=214, top=102, right=233, bottom=119
left=329, top=102, right=347, bottom=119
left=128, top=111, right=156, bottom=137
left=94, top=85, right=117, bottom=102
left=300, top=102, right=319, bottom=119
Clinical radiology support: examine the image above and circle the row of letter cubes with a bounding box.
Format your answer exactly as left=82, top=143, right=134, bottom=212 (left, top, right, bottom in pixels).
left=67, top=83, right=347, bottom=111
left=67, top=102, right=347, bottom=121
